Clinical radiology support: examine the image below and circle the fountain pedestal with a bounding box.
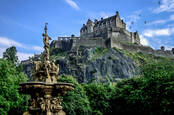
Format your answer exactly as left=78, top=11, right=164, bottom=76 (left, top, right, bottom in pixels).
left=19, top=23, right=74, bottom=115
left=19, top=82, right=74, bottom=115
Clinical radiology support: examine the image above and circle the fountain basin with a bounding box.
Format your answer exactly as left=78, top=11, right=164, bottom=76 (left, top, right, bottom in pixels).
left=19, top=82, right=74, bottom=95
left=19, top=82, right=74, bottom=115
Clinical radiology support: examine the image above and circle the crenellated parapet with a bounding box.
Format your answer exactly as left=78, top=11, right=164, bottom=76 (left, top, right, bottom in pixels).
left=80, top=11, right=126, bottom=38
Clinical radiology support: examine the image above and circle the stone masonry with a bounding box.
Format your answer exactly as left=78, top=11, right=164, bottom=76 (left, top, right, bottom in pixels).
left=50, top=11, right=141, bottom=51
left=50, top=11, right=174, bottom=57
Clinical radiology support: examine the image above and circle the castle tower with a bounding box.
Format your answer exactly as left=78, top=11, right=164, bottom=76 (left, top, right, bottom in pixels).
left=80, top=19, right=94, bottom=37
left=115, top=11, right=126, bottom=29
left=80, top=24, right=87, bottom=37
left=86, top=19, right=94, bottom=33
left=134, top=31, right=140, bottom=45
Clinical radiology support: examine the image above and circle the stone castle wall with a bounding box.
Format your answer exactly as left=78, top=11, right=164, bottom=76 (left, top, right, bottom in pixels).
left=72, top=37, right=106, bottom=49
left=120, top=43, right=174, bottom=58
left=51, top=33, right=174, bottom=58
left=50, top=11, right=174, bottom=58
left=51, top=36, right=107, bottom=51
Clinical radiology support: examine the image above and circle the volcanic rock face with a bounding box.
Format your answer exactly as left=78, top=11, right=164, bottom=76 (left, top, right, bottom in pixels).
left=56, top=47, right=139, bottom=83
left=22, top=47, right=139, bottom=83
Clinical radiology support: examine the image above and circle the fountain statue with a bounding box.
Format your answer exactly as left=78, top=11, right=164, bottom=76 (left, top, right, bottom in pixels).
left=19, top=23, right=74, bottom=115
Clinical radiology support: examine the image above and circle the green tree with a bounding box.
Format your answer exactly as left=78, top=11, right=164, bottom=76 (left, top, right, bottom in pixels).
left=3, top=46, right=18, bottom=63
left=83, top=83, right=114, bottom=115
left=142, top=59, right=174, bottom=79
left=111, top=60, right=174, bottom=114
left=0, top=59, right=29, bottom=115
left=58, top=75, right=92, bottom=115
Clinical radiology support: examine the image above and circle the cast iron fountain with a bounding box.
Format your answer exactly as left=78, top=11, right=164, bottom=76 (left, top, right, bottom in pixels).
left=19, top=23, right=74, bottom=115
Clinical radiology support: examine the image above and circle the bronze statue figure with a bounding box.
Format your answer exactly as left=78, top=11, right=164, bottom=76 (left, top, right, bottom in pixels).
left=43, top=23, right=52, bottom=61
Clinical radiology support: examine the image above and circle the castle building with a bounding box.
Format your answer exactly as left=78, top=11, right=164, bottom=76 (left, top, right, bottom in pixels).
left=51, top=11, right=141, bottom=51
left=21, top=11, right=174, bottom=78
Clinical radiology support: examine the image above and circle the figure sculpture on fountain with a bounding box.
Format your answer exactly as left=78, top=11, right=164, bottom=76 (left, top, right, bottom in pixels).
left=43, top=23, right=51, bottom=61
left=32, top=23, right=59, bottom=83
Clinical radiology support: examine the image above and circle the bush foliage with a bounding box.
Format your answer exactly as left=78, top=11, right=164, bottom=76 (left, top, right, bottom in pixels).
left=59, top=75, right=92, bottom=115
left=0, top=59, right=29, bottom=115
left=111, top=60, right=174, bottom=114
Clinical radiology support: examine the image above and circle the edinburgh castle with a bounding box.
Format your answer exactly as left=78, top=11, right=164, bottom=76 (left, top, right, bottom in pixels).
left=50, top=11, right=174, bottom=57
left=51, top=11, right=141, bottom=51
left=22, top=11, right=174, bottom=78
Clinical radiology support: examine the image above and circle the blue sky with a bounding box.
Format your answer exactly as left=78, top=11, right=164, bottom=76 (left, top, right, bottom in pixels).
left=0, top=0, right=174, bottom=60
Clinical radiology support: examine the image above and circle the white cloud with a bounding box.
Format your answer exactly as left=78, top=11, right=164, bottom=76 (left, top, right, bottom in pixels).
left=153, top=0, right=174, bottom=13
left=146, top=14, right=174, bottom=26
left=166, top=46, right=174, bottom=50
left=0, top=36, right=43, bottom=51
left=142, top=28, right=174, bottom=37
left=0, top=37, right=23, bottom=48
left=147, top=19, right=167, bottom=25
left=0, top=36, right=43, bottom=61
left=0, top=48, right=6, bottom=58
left=168, top=23, right=174, bottom=27
left=65, top=0, right=80, bottom=10
left=0, top=49, right=34, bottom=61
left=32, top=46, right=44, bottom=52
left=17, top=52, right=34, bottom=61
left=169, top=14, right=174, bottom=20
left=140, top=35, right=149, bottom=46
left=125, top=10, right=142, bottom=30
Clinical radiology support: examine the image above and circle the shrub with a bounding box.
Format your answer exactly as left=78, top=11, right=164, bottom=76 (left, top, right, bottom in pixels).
left=58, top=75, right=92, bottom=115
left=111, top=60, right=174, bottom=114
left=83, top=83, right=114, bottom=115
left=0, top=59, right=29, bottom=115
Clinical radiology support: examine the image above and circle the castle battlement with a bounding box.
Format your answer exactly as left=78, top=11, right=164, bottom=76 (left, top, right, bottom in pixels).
left=50, top=11, right=141, bottom=51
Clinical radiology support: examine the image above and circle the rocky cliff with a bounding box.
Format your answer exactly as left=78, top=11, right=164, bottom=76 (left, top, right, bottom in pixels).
left=56, top=47, right=140, bottom=83
left=22, top=47, right=141, bottom=83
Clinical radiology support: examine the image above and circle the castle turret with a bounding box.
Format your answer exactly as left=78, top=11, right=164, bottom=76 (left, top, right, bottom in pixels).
left=116, top=11, right=119, bottom=17
left=161, top=46, right=165, bottom=51
left=80, top=19, right=94, bottom=37
left=80, top=24, right=87, bottom=37
left=86, top=19, right=94, bottom=33
left=87, top=19, right=93, bottom=25
left=134, top=31, right=140, bottom=45
left=115, top=11, right=126, bottom=29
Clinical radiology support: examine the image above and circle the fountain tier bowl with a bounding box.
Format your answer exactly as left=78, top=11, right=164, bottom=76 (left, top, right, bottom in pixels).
left=19, top=82, right=74, bottom=95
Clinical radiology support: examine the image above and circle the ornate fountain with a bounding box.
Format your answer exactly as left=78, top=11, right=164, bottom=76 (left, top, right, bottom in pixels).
left=19, top=23, right=74, bottom=115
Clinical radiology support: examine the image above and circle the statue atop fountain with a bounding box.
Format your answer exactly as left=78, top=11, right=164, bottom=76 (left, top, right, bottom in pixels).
left=19, top=23, right=74, bottom=115
left=32, top=23, right=59, bottom=83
